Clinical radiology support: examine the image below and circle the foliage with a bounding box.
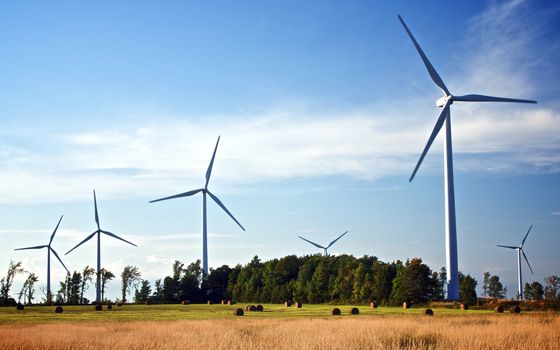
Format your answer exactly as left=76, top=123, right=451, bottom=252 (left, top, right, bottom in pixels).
left=134, top=280, right=152, bottom=303
left=487, top=274, right=506, bottom=299
left=544, top=275, right=560, bottom=301
left=390, top=258, right=434, bottom=305
left=524, top=281, right=544, bottom=300
left=100, top=268, right=115, bottom=302
left=121, top=266, right=142, bottom=303
left=458, top=272, right=477, bottom=305
left=0, top=260, right=25, bottom=305
left=80, top=266, right=95, bottom=304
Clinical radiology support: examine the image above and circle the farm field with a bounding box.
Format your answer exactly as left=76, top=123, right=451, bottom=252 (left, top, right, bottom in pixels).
left=0, top=304, right=559, bottom=349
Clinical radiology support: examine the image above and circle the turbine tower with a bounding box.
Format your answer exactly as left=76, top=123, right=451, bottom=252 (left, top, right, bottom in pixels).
left=497, top=225, right=534, bottom=300
left=298, top=231, right=348, bottom=256
left=150, top=136, right=245, bottom=275
left=14, top=215, right=69, bottom=304
left=66, top=190, right=137, bottom=305
left=398, top=15, right=536, bottom=300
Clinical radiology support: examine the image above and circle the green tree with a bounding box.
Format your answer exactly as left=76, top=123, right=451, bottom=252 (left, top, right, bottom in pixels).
left=152, top=279, right=164, bottom=303
left=544, top=275, right=560, bottom=301
left=205, top=265, right=232, bottom=302
left=121, top=265, right=141, bottom=303
left=80, top=265, right=95, bottom=304
left=458, top=272, right=477, bottom=305
left=69, top=271, right=83, bottom=304
left=524, top=281, right=544, bottom=300
left=56, top=272, right=71, bottom=304
left=482, top=272, right=490, bottom=298
left=0, top=260, right=25, bottom=304
left=100, top=268, right=115, bottom=302
left=391, top=258, right=432, bottom=305
left=134, top=280, right=152, bottom=303
left=487, top=274, right=506, bottom=299
left=19, top=273, right=39, bottom=304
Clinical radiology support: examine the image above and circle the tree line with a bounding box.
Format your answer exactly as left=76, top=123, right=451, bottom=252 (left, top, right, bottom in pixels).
left=1, top=255, right=559, bottom=306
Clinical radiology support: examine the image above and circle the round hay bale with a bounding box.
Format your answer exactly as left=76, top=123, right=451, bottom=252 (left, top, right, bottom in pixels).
left=249, top=305, right=257, bottom=312
left=331, top=307, right=341, bottom=316
left=284, top=301, right=292, bottom=307
left=145, top=300, right=152, bottom=305
left=54, top=306, right=63, bottom=313
left=510, top=305, right=521, bottom=314
left=207, top=300, right=213, bottom=305
left=182, top=300, right=190, bottom=305
left=233, top=308, right=244, bottom=316
left=350, top=307, right=360, bottom=315
left=245, top=305, right=251, bottom=311
left=460, top=304, right=469, bottom=310
left=424, top=308, right=434, bottom=316
left=16, top=304, right=24, bottom=311
left=295, top=302, right=302, bottom=308
left=95, top=304, right=102, bottom=311
left=107, top=304, right=113, bottom=310
left=402, top=302, right=410, bottom=309
left=221, top=300, right=226, bottom=305
left=117, top=302, right=123, bottom=307
left=256, top=304, right=264, bottom=312
left=227, top=300, right=236, bottom=305
left=370, top=302, right=378, bottom=309
left=495, top=306, right=504, bottom=313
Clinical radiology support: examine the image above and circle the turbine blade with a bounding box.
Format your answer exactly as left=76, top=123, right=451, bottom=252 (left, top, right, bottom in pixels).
left=149, top=188, right=203, bottom=203
left=93, top=190, right=100, bottom=230
left=49, top=215, right=64, bottom=246
left=327, top=230, right=349, bottom=249
left=205, top=136, right=221, bottom=189
left=409, top=102, right=450, bottom=182
left=298, top=236, right=326, bottom=250
left=14, top=245, right=48, bottom=251
left=65, top=231, right=98, bottom=255
left=397, top=15, right=450, bottom=96
left=100, top=230, right=137, bottom=247
left=50, top=247, right=69, bottom=273
left=496, top=244, right=518, bottom=249
left=453, top=94, right=537, bottom=104
left=521, top=249, right=534, bottom=274
left=521, top=225, right=532, bottom=247
left=206, top=190, right=246, bottom=231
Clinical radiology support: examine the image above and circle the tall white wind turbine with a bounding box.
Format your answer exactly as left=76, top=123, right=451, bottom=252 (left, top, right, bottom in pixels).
left=398, top=15, right=536, bottom=300
left=298, top=231, right=348, bottom=256
left=150, top=136, right=245, bottom=275
left=66, top=190, right=137, bottom=305
left=497, top=225, right=534, bottom=300
left=14, top=215, right=69, bottom=304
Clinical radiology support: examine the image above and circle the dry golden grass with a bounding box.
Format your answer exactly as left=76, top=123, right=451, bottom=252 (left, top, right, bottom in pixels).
left=1, top=313, right=559, bottom=350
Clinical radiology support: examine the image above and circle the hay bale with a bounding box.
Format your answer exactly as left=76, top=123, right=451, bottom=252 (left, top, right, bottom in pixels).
left=228, top=300, right=236, bottom=305
left=370, top=302, right=378, bottom=309
left=145, top=300, right=152, bottom=305
left=350, top=307, right=360, bottom=315
left=182, top=300, right=190, bottom=305
left=284, top=301, right=292, bottom=307
left=460, top=304, right=469, bottom=310
left=249, top=305, right=257, bottom=312
left=245, top=305, right=251, bottom=311
left=221, top=300, right=226, bottom=305
left=402, top=302, right=410, bottom=309
left=95, top=304, right=102, bottom=311
left=295, top=302, right=302, bottom=308
left=54, top=306, right=63, bottom=313
left=234, top=308, right=244, bottom=316
left=256, top=304, right=264, bottom=312
left=424, top=308, right=434, bottom=316
left=107, top=304, right=113, bottom=310
left=331, top=308, right=341, bottom=316
left=495, top=306, right=504, bottom=313
left=207, top=300, right=213, bottom=305
left=510, top=305, right=521, bottom=314
left=16, top=304, right=24, bottom=311
left=117, top=302, right=123, bottom=307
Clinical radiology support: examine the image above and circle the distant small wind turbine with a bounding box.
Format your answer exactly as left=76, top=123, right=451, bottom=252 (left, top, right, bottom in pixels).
left=298, top=231, right=348, bottom=256
left=150, top=136, right=245, bottom=275
left=497, top=225, right=534, bottom=300
left=66, top=190, right=136, bottom=305
left=14, top=215, right=69, bottom=304
left=398, top=15, right=536, bottom=300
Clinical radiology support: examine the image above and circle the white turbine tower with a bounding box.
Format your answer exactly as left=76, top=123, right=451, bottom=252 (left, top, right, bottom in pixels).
left=398, top=15, right=536, bottom=300
left=14, top=215, right=69, bottom=304
left=298, top=231, right=348, bottom=256
left=497, top=225, right=534, bottom=300
left=150, top=136, right=245, bottom=275
left=66, top=190, right=137, bottom=306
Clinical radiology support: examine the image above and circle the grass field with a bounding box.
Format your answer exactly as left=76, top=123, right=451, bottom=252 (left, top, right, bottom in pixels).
left=1, top=304, right=558, bottom=349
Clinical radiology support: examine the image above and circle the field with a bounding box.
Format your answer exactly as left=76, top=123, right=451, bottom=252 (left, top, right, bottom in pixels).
left=0, top=304, right=559, bottom=349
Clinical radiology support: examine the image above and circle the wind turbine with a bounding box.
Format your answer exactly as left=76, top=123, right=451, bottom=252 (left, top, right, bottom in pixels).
left=298, top=231, right=348, bottom=256
left=150, top=136, right=245, bottom=275
left=497, top=225, right=534, bottom=300
left=398, top=15, right=536, bottom=300
left=66, top=190, right=136, bottom=305
left=14, top=215, right=69, bottom=304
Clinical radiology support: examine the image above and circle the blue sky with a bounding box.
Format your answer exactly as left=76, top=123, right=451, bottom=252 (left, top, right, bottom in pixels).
left=1, top=0, right=559, bottom=301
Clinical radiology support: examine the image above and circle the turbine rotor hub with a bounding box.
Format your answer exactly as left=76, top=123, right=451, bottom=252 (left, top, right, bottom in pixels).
left=436, top=95, right=453, bottom=107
